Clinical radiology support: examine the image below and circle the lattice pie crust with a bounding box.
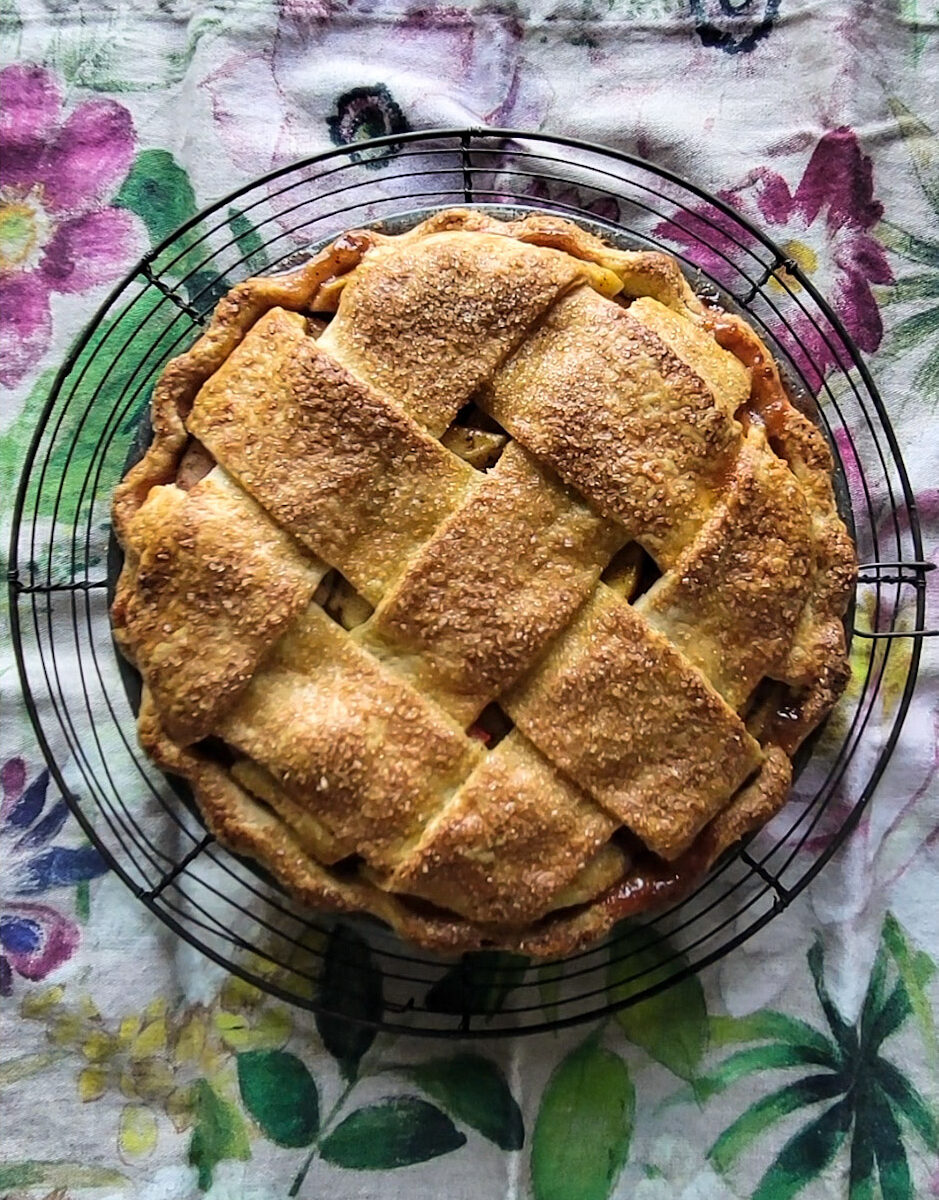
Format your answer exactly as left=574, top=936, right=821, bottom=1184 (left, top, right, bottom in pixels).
left=111, top=209, right=855, bottom=956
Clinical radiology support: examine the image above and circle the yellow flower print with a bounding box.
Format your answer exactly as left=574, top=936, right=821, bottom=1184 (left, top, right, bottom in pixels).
left=118, top=1103, right=159, bottom=1163
left=18, top=974, right=295, bottom=1164
left=848, top=590, right=914, bottom=717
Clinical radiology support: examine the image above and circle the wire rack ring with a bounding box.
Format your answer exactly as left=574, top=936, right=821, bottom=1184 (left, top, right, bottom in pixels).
left=8, top=128, right=934, bottom=1037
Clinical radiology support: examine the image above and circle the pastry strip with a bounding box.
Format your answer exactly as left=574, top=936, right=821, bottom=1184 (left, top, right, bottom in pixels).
left=485, top=287, right=750, bottom=565
left=216, top=604, right=483, bottom=872
left=317, top=231, right=606, bottom=435
left=188, top=307, right=477, bottom=604
left=112, top=468, right=325, bottom=744
left=358, top=441, right=624, bottom=724
left=505, top=585, right=763, bottom=859
left=635, top=430, right=814, bottom=708
left=384, top=731, right=623, bottom=924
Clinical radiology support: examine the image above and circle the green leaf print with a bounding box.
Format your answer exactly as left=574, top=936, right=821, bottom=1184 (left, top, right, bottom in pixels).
left=5, top=150, right=210, bottom=532
left=700, top=919, right=937, bottom=1197
left=49, top=26, right=119, bottom=91
left=878, top=103, right=939, bottom=399
left=314, top=925, right=383, bottom=1081
left=866, top=977, right=913, bottom=1051
left=752, top=1094, right=854, bottom=1200
left=888, top=98, right=939, bottom=216
left=319, top=1097, right=466, bottom=1169
left=884, top=273, right=939, bottom=302
left=530, top=1034, right=634, bottom=1200
left=882, top=910, right=939, bottom=1073
left=849, top=1081, right=876, bottom=1200
left=709, top=1010, right=842, bottom=1061
left=690, top=1041, right=841, bottom=1104
left=401, top=1053, right=524, bottom=1150
left=914, top=338, right=939, bottom=391
left=228, top=206, right=270, bottom=274
left=807, top=940, right=858, bottom=1058
left=709, top=1074, right=846, bottom=1173
left=187, top=1077, right=251, bottom=1191
left=0, top=368, right=57, bottom=498
left=115, top=149, right=199, bottom=257
left=0, top=1162, right=127, bottom=1189
left=165, top=14, right=223, bottom=85
left=0, top=0, right=22, bottom=38
left=22, top=286, right=185, bottom=527
left=859, top=940, right=890, bottom=1049
left=870, top=1089, right=914, bottom=1200
left=881, top=305, right=939, bottom=355
left=75, top=877, right=91, bottom=922
left=608, top=926, right=708, bottom=1079
left=1, top=272, right=193, bottom=535
left=874, top=1057, right=939, bottom=1152
left=879, top=221, right=939, bottom=269
left=424, top=951, right=529, bottom=1021
left=114, top=148, right=223, bottom=303
left=237, top=1049, right=320, bottom=1147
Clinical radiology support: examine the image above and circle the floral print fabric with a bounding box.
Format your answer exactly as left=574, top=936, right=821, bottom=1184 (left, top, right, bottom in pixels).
left=1, top=1, right=938, bottom=1198
left=0, top=64, right=144, bottom=387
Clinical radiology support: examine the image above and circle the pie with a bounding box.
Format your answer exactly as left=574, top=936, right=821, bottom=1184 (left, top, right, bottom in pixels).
left=111, top=208, right=855, bottom=956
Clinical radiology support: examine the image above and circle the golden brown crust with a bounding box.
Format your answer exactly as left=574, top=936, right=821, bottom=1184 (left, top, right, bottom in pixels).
left=705, top=312, right=857, bottom=714
left=139, top=692, right=797, bottom=956
left=216, top=604, right=483, bottom=873
left=317, top=232, right=595, bottom=436
left=230, top=759, right=351, bottom=865
left=112, top=469, right=325, bottom=744
left=113, top=207, right=855, bottom=957
left=188, top=307, right=477, bottom=603
left=505, top=585, right=764, bottom=860
left=635, top=430, right=815, bottom=708
left=628, top=296, right=751, bottom=408
left=358, top=441, right=623, bottom=724
left=111, top=234, right=374, bottom=543
left=384, top=732, right=620, bottom=925
left=483, top=286, right=749, bottom=566
left=112, top=208, right=718, bottom=540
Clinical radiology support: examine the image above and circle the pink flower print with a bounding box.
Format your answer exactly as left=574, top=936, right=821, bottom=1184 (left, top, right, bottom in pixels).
left=656, top=129, right=893, bottom=391
left=0, top=64, right=145, bottom=389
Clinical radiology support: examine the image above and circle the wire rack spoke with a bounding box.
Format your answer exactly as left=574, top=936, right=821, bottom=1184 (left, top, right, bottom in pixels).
left=8, top=128, right=928, bottom=1036
left=856, top=559, right=936, bottom=585
left=139, top=262, right=207, bottom=324
left=10, top=575, right=110, bottom=594
left=460, top=131, right=475, bottom=204
left=737, top=849, right=792, bottom=905
left=853, top=628, right=939, bottom=640
left=140, top=834, right=216, bottom=902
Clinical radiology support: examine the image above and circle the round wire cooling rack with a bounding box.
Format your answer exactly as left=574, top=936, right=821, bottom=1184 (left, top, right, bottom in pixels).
left=9, top=128, right=937, bottom=1037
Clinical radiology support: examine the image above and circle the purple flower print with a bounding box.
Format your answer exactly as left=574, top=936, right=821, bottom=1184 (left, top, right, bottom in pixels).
left=656, top=129, right=893, bottom=390
left=326, top=83, right=411, bottom=168
left=0, top=64, right=145, bottom=389
left=691, top=0, right=780, bottom=55
left=0, top=757, right=108, bottom=995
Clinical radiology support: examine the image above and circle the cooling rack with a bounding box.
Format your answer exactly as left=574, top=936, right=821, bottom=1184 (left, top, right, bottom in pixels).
left=9, top=128, right=935, bottom=1036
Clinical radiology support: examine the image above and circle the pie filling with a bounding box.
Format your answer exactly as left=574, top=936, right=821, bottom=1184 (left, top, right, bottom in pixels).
left=112, top=208, right=855, bottom=956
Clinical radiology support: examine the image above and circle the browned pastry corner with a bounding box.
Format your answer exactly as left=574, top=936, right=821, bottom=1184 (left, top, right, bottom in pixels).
left=112, top=208, right=856, bottom=957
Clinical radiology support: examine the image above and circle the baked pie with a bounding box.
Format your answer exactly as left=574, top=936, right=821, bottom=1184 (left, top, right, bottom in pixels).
left=111, top=208, right=855, bottom=956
